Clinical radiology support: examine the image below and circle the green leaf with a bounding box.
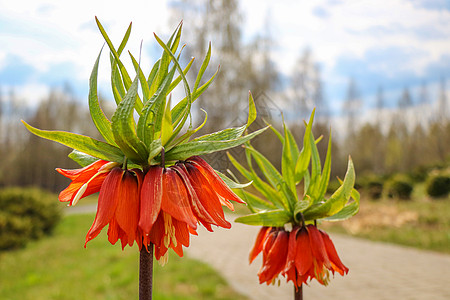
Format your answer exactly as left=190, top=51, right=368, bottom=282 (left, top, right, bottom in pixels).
left=308, top=130, right=321, bottom=197
left=129, top=51, right=150, bottom=103
left=68, top=150, right=98, bottom=167
left=294, top=197, right=312, bottom=215
left=247, top=91, right=257, bottom=128
left=154, top=32, right=192, bottom=116
left=233, top=189, right=277, bottom=213
left=246, top=146, right=295, bottom=211
left=111, top=76, right=148, bottom=163
left=324, top=188, right=360, bottom=221
left=216, top=171, right=252, bottom=189
left=137, top=64, right=177, bottom=147
left=168, top=57, right=194, bottom=95
left=161, top=96, right=173, bottom=146
left=314, top=131, right=332, bottom=202
left=193, top=42, right=211, bottom=93
left=147, top=139, right=163, bottom=164
left=22, top=121, right=124, bottom=162
left=235, top=210, right=292, bottom=227
left=194, top=124, right=246, bottom=142
left=171, top=66, right=219, bottom=125
left=166, top=109, right=207, bottom=150
left=302, top=157, right=356, bottom=220
left=88, top=47, right=116, bottom=145
left=281, top=122, right=296, bottom=196
left=165, top=126, right=268, bottom=162
left=294, top=110, right=314, bottom=184
left=227, top=152, right=285, bottom=209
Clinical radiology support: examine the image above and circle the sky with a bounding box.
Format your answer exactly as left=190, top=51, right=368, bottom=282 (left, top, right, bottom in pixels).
left=1, top=0, right=449, bottom=115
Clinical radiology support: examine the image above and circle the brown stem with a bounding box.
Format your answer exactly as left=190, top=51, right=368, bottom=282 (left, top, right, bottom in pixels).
left=139, top=243, right=154, bottom=300
left=294, top=284, right=303, bottom=300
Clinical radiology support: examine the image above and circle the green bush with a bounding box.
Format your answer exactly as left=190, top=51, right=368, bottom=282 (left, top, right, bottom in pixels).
left=426, top=173, right=450, bottom=198
left=386, top=177, right=413, bottom=200
left=366, top=178, right=384, bottom=200
left=0, top=187, right=62, bottom=251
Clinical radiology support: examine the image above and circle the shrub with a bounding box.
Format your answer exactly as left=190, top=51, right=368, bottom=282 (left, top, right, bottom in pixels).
left=366, top=178, right=384, bottom=200
left=386, top=177, right=413, bottom=200
left=0, top=187, right=62, bottom=251
left=426, top=173, right=450, bottom=198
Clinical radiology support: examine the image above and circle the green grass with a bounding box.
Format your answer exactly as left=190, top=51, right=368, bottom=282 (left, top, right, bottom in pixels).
left=321, top=196, right=450, bottom=253
left=0, top=213, right=248, bottom=300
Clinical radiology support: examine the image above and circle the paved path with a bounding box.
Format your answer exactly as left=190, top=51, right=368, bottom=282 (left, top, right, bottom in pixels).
left=186, top=216, right=450, bottom=300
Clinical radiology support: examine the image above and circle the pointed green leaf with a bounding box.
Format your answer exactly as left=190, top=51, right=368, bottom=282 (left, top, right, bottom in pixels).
left=227, top=152, right=284, bottom=209
left=147, top=139, right=163, bottom=164
left=233, top=189, right=277, bottom=213
left=294, top=110, right=314, bottom=183
left=193, top=42, right=211, bottom=93
left=168, top=57, right=194, bottom=95
left=161, top=96, right=173, bottom=146
left=216, top=171, right=252, bottom=189
left=247, top=91, right=257, bottom=128
left=165, top=126, right=268, bottom=162
left=22, top=121, right=124, bottom=162
left=68, top=150, right=98, bottom=167
left=129, top=51, right=150, bottom=103
left=89, top=47, right=116, bottom=145
left=314, top=131, right=332, bottom=201
left=96, top=17, right=143, bottom=112
left=235, top=210, right=292, bottom=227
left=303, top=157, right=355, bottom=220
left=111, top=77, right=148, bottom=163
left=324, top=188, right=360, bottom=221
left=171, top=66, right=219, bottom=125
left=193, top=124, right=246, bottom=142
left=281, top=122, right=296, bottom=195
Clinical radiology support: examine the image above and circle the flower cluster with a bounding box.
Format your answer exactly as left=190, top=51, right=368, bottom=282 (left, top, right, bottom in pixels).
left=58, top=156, right=243, bottom=261
left=249, top=225, right=348, bottom=287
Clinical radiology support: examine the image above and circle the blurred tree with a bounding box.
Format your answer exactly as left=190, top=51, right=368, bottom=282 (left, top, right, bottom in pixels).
left=170, top=0, right=280, bottom=133
left=291, top=49, right=328, bottom=122
left=342, top=78, right=361, bottom=138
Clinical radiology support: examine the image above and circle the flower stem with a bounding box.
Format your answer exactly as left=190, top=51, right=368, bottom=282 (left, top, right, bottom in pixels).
left=139, top=243, right=154, bottom=300
left=294, top=284, right=303, bottom=300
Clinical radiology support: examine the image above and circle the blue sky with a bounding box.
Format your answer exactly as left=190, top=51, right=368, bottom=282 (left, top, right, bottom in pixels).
left=0, top=0, right=449, bottom=115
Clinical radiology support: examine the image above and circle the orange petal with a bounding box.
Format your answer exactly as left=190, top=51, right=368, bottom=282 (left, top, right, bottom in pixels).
left=320, top=229, right=349, bottom=275
left=249, top=226, right=271, bottom=263
left=173, top=164, right=216, bottom=231
left=307, top=225, right=332, bottom=270
left=161, top=168, right=197, bottom=229
left=56, top=160, right=108, bottom=179
left=85, top=167, right=123, bottom=246
left=258, top=230, right=289, bottom=284
left=115, top=170, right=141, bottom=247
left=284, top=226, right=300, bottom=271
left=172, top=217, right=190, bottom=247
left=184, top=163, right=231, bottom=229
left=294, top=227, right=313, bottom=276
left=139, top=166, right=163, bottom=234
left=188, top=156, right=245, bottom=203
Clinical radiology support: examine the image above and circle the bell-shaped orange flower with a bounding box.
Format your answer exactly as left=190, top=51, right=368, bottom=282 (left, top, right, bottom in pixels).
left=250, top=224, right=348, bottom=287
left=139, top=156, right=244, bottom=262
left=56, top=160, right=119, bottom=206
left=85, top=167, right=143, bottom=249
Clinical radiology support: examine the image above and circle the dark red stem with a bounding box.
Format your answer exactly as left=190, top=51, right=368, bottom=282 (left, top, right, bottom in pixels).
left=295, top=284, right=303, bottom=300
left=139, top=243, right=154, bottom=300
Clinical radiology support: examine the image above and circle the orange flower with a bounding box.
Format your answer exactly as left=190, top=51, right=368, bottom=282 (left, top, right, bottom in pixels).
left=56, top=160, right=119, bottom=206
left=139, top=156, right=244, bottom=262
left=85, top=167, right=143, bottom=249
left=250, top=224, right=348, bottom=287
